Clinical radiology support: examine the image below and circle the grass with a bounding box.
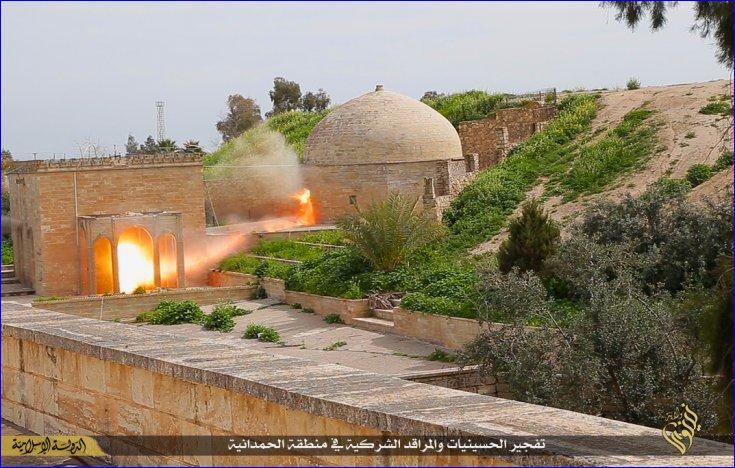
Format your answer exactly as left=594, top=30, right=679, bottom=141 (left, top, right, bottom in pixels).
left=684, top=131, right=696, bottom=139
left=243, top=324, right=281, bottom=342
left=324, top=313, right=344, bottom=324
left=699, top=95, right=733, bottom=116
left=426, top=348, right=456, bottom=363
left=251, top=239, right=325, bottom=262
left=442, top=93, right=598, bottom=247
left=34, top=295, right=66, bottom=302
left=2, top=239, right=13, bottom=264
left=300, top=307, right=315, bottom=314
left=421, top=90, right=518, bottom=126
left=551, top=107, right=658, bottom=199
left=218, top=254, right=293, bottom=280
left=323, top=341, right=347, bottom=351
left=265, top=109, right=332, bottom=157
left=298, top=230, right=347, bottom=245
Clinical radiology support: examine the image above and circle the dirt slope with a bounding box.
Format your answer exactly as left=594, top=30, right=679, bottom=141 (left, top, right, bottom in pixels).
left=472, top=79, right=733, bottom=255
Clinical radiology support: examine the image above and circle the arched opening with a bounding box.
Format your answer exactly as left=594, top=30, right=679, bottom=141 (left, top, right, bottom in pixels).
left=93, top=237, right=114, bottom=294
left=158, top=233, right=178, bottom=289
left=117, top=226, right=154, bottom=293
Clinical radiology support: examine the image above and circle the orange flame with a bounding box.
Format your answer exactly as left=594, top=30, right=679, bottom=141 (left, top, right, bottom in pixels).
left=291, top=188, right=316, bottom=225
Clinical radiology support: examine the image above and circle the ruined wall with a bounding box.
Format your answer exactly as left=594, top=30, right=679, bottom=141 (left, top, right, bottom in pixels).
left=458, top=103, right=556, bottom=169
left=7, top=156, right=206, bottom=296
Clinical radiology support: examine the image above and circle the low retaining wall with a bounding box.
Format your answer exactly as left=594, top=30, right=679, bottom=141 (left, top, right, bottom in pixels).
left=261, top=277, right=285, bottom=301
left=2, top=307, right=731, bottom=466
left=403, top=367, right=510, bottom=398
left=31, top=286, right=257, bottom=321
left=284, top=290, right=370, bottom=323
left=393, top=307, right=483, bottom=350
left=207, top=270, right=258, bottom=287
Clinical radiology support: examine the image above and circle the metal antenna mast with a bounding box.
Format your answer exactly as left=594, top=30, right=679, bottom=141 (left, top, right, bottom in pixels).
left=155, top=101, right=166, bottom=141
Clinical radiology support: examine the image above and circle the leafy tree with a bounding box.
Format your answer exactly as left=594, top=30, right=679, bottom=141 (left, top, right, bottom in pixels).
left=125, top=134, right=139, bottom=155
left=337, top=192, right=445, bottom=271
left=139, top=136, right=158, bottom=154
left=497, top=199, right=560, bottom=275
left=300, top=89, right=330, bottom=112
left=1, top=148, right=12, bottom=161
left=268, top=77, right=302, bottom=116
left=421, top=91, right=444, bottom=101
left=182, top=140, right=204, bottom=154
left=156, top=139, right=178, bottom=153
left=215, top=94, right=263, bottom=142
left=602, top=1, right=734, bottom=68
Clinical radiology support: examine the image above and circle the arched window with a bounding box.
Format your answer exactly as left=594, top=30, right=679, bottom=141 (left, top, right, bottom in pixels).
left=93, top=237, right=113, bottom=294
left=117, top=226, right=154, bottom=293
left=158, top=233, right=178, bottom=289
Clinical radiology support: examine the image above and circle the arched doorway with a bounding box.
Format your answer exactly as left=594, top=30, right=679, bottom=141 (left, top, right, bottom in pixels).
left=93, top=237, right=114, bottom=294
left=158, top=233, right=178, bottom=288
left=117, top=226, right=154, bottom=293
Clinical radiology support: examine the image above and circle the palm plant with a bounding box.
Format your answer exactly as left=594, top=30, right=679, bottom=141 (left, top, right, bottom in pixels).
left=337, top=192, right=445, bottom=271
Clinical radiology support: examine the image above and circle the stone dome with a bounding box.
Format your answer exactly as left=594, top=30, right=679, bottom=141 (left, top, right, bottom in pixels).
left=303, top=86, right=462, bottom=165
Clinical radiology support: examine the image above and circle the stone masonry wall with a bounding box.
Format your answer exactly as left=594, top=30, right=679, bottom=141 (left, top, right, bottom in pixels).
left=7, top=161, right=206, bottom=296
left=3, top=307, right=731, bottom=466
left=458, top=103, right=556, bottom=170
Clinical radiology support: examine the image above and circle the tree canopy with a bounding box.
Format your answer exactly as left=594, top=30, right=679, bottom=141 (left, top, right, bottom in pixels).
left=216, top=94, right=263, bottom=142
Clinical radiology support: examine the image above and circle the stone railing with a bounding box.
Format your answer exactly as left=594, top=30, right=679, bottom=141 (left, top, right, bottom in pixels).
left=2, top=307, right=731, bottom=466
left=8, top=153, right=203, bottom=174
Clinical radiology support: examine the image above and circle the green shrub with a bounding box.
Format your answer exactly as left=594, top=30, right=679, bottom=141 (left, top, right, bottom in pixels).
left=713, top=150, right=733, bottom=171
left=338, top=192, right=445, bottom=271
left=686, top=164, right=714, bottom=187
left=650, top=177, right=692, bottom=197
left=265, top=109, right=331, bottom=157
left=218, top=253, right=261, bottom=274
left=324, top=313, right=344, bottom=324
left=443, top=94, right=597, bottom=247
left=136, top=300, right=204, bottom=325
left=243, top=324, right=280, bottom=342
left=626, top=77, right=641, bottom=90
left=292, top=303, right=302, bottom=309
left=400, top=292, right=475, bottom=319
left=421, top=90, right=510, bottom=126
left=298, top=230, right=347, bottom=245
left=323, top=341, right=347, bottom=351
left=132, top=286, right=146, bottom=295
left=426, top=348, right=456, bottom=362
left=203, top=307, right=236, bottom=332
left=558, top=107, right=657, bottom=198
left=300, top=307, right=315, bottom=313
left=251, top=239, right=325, bottom=262
left=699, top=100, right=733, bottom=116
left=684, top=131, right=696, bottom=139
left=497, top=199, right=560, bottom=274
left=286, top=248, right=371, bottom=298
left=2, top=239, right=13, bottom=264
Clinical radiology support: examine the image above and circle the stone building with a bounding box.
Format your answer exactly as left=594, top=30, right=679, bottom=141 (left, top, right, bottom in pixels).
left=5, top=154, right=206, bottom=296
left=458, top=101, right=556, bottom=169
left=302, top=85, right=478, bottom=222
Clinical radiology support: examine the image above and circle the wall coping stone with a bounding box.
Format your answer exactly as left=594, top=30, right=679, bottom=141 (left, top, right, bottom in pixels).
left=31, top=285, right=256, bottom=305
left=6, top=154, right=202, bottom=174
left=2, top=307, right=732, bottom=466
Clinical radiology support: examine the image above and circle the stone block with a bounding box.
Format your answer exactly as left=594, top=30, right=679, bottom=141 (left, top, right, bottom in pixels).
left=194, top=384, right=233, bottom=431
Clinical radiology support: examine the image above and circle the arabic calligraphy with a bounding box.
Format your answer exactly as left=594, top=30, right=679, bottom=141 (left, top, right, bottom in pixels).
left=225, top=436, right=547, bottom=454
left=2, top=435, right=106, bottom=457
left=662, top=403, right=702, bottom=455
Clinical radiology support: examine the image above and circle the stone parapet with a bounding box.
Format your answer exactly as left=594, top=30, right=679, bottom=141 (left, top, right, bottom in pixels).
left=8, top=153, right=202, bottom=174
left=2, top=307, right=732, bottom=466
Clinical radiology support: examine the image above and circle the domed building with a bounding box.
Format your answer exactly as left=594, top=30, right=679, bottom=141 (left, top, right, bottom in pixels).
left=303, top=85, right=478, bottom=222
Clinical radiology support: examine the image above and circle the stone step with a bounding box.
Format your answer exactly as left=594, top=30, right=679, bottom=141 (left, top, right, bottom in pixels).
left=351, top=317, right=394, bottom=334
left=1, top=283, right=35, bottom=297
left=372, top=308, right=394, bottom=321
left=2, top=276, right=19, bottom=285
left=1, top=265, right=15, bottom=279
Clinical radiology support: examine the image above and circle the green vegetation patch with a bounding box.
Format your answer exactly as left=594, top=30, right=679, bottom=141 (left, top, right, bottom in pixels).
left=298, top=229, right=347, bottom=245
left=699, top=95, right=733, bottom=116
left=323, top=341, right=347, bottom=351
left=421, top=90, right=517, bottom=127
left=324, top=313, right=344, bottom=324
left=553, top=107, right=658, bottom=199
left=442, top=94, right=598, bottom=247
left=203, top=302, right=250, bottom=332
left=251, top=239, right=325, bottom=262
left=243, top=324, right=281, bottom=342
left=2, top=239, right=13, bottom=265
left=136, top=300, right=204, bottom=325
left=265, top=109, right=331, bottom=157
left=426, top=348, right=456, bottom=363
left=686, top=164, right=715, bottom=187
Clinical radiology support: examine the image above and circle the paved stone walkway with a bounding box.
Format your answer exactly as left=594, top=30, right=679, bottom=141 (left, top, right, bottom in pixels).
left=134, top=298, right=457, bottom=377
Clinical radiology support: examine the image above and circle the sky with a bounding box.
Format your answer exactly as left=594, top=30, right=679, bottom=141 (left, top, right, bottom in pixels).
left=1, top=1, right=732, bottom=159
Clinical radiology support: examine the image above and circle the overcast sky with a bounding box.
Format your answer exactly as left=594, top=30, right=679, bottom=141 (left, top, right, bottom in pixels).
left=1, top=1, right=732, bottom=159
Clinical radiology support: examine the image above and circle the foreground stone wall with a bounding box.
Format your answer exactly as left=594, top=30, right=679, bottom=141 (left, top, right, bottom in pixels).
left=393, top=307, right=483, bottom=350
left=458, top=103, right=556, bottom=170
left=30, top=286, right=257, bottom=320
left=2, top=308, right=731, bottom=466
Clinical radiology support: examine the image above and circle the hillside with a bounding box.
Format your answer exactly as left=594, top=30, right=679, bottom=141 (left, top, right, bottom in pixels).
left=472, top=79, right=734, bottom=254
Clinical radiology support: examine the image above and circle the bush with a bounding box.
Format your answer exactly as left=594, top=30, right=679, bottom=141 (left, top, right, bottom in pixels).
left=251, top=239, right=325, bottom=262
left=338, top=192, right=445, bottom=271
left=400, top=292, right=475, bottom=319
left=699, top=100, right=733, bottom=116
left=324, top=313, right=344, bottom=324
left=686, top=164, right=714, bottom=187
left=713, top=150, right=733, bottom=171
left=265, top=109, right=331, bottom=157
left=443, top=94, right=597, bottom=247
left=2, top=239, right=13, bottom=264
left=649, top=177, right=692, bottom=197
left=132, top=286, right=146, bottom=295
left=203, top=307, right=236, bottom=332
left=298, top=229, right=347, bottom=245
left=218, top=254, right=261, bottom=274
left=286, top=248, right=371, bottom=298
left=243, top=324, right=280, bottom=342
left=426, top=348, right=456, bottom=362
left=626, top=77, right=641, bottom=90
left=136, top=300, right=204, bottom=325
left=421, top=90, right=510, bottom=126
left=498, top=199, right=560, bottom=275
